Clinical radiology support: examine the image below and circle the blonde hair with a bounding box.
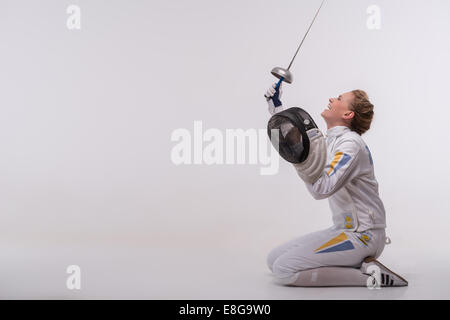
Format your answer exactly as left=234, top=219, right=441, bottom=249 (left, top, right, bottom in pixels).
left=349, top=90, right=374, bottom=135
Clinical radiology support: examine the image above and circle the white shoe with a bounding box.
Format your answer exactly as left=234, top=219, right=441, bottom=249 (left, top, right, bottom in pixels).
left=361, top=257, right=408, bottom=287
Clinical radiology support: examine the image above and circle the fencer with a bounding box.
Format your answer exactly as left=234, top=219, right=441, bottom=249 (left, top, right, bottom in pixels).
left=264, top=83, right=408, bottom=287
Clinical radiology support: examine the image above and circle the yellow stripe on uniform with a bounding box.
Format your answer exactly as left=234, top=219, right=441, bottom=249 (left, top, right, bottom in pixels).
left=314, top=232, right=348, bottom=252
left=327, top=152, right=343, bottom=176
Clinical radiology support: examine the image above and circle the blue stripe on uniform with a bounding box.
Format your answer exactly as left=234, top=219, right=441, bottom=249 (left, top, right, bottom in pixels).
left=365, top=145, right=373, bottom=165
left=316, top=240, right=355, bottom=253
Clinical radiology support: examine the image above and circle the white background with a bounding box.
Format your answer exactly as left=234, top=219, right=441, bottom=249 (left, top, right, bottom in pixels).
left=0, top=0, right=449, bottom=299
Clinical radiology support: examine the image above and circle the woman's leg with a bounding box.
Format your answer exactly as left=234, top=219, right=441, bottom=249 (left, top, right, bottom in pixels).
left=270, top=228, right=386, bottom=286
left=285, top=266, right=370, bottom=287
left=266, top=228, right=334, bottom=272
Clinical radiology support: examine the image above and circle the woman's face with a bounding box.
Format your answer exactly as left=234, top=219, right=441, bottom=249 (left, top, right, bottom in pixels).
left=321, top=91, right=355, bottom=126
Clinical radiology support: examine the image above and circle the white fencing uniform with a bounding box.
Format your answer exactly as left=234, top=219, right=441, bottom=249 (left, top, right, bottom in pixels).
left=267, top=227, right=386, bottom=284
left=306, top=126, right=386, bottom=231
left=268, top=125, right=388, bottom=282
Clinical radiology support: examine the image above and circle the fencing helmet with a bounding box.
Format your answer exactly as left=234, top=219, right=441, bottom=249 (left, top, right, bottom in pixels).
left=267, top=107, right=327, bottom=183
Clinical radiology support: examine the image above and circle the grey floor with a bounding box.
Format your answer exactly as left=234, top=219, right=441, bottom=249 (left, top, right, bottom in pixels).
left=0, top=233, right=446, bottom=300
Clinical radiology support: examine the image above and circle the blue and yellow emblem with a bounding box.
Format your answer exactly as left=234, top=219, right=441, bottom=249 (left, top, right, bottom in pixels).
left=314, top=232, right=355, bottom=254
left=344, top=215, right=354, bottom=229
left=357, top=233, right=371, bottom=246
left=327, top=152, right=351, bottom=176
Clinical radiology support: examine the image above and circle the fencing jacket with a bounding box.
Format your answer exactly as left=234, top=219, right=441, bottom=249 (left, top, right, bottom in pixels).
left=305, top=126, right=386, bottom=232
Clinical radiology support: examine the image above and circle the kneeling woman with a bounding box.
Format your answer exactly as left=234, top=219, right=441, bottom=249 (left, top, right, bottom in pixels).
left=264, top=84, right=407, bottom=287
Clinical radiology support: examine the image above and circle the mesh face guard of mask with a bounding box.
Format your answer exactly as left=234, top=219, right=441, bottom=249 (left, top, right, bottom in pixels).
left=267, top=107, right=319, bottom=164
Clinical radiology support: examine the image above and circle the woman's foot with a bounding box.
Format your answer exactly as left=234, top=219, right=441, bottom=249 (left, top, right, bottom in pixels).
left=361, top=257, right=408, bottom=287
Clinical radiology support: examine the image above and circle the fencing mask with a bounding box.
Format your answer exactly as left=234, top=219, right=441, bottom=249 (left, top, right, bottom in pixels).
left=267, top=107, right=327, bottom=184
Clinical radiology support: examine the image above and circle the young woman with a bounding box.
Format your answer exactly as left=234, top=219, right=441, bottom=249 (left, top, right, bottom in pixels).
left=264, top=84, right=407, bottom=287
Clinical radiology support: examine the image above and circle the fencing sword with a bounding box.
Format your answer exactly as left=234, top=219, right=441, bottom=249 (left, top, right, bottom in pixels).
left=269, top=0, right=326, bottom=107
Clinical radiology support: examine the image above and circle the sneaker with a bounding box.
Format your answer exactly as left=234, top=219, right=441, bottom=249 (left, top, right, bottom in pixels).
left=361, top=257, right=408, bottom=287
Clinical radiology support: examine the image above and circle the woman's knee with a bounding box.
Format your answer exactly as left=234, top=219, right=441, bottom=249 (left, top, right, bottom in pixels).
left=266, top=249, right=281, bottom=272
left=271, top=255, right=303, bottom=280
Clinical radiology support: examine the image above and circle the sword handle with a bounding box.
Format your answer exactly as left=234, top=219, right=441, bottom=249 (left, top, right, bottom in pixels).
left=271, top=78, right=284, bottom=107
